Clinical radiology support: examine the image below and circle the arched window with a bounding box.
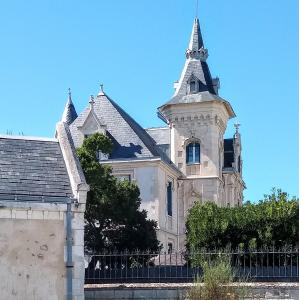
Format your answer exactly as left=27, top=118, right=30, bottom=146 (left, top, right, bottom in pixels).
left=186, top=142, right=200, bottom=164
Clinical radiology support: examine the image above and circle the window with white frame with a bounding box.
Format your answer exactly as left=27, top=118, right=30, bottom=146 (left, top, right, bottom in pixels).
left=186, top=142, right=200, bottom=164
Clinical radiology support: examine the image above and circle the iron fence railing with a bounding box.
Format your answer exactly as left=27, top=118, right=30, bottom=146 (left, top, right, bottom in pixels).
left=84, top=248, right=299, bottom=284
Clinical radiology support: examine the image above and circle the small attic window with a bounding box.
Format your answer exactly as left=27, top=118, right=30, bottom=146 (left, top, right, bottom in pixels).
left=190, top=80, right=197, bottom=93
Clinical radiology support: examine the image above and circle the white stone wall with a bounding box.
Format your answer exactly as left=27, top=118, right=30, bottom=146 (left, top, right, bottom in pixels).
left=0, top=217, right=65, bottom=300
left=223, top=173, right=244, bottom=207
left=110, top=160, right=180, bottom=251
left=166, top=102, right=229, bottom=179
left=0, top=202, right=85, bottom=300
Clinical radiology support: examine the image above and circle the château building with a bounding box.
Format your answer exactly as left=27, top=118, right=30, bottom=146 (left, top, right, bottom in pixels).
left=63, top=16, right=245, bottom=251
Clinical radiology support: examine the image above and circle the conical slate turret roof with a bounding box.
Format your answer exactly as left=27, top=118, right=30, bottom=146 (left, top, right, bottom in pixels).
left=160, top=18, right=217, bottom=107
left=61, top=89, right=78, bottom=125
left=188, top=18, right=204, bottom=51
left=158, top=17, right=235, bottom=118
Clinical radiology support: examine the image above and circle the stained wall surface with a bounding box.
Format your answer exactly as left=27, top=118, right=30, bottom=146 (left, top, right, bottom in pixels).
left=0, top=218, right=65, bottom=300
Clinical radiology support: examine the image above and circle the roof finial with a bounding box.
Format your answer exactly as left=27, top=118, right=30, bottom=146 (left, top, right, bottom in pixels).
left=234, top=123, right=241, bottom=133
left=89, top=95, right=95, bottom=109
left=68, top=88, right=72, bottom=101
left=98, top=83, right=105, bottom=96
left=195, top=0, right=199, bottom=18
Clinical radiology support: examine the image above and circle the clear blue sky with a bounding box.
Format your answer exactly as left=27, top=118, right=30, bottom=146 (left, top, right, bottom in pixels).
left=0, top=0, right=298, bottom=202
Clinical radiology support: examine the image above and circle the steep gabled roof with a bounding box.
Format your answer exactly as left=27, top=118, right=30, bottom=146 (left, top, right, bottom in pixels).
left=70, top=93, right=160, bottom=158
left=69, top=93, right=182, bottom=175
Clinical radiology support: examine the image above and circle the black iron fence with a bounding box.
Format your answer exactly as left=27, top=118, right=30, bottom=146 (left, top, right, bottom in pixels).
left=85, top=248, right=299, bottom=284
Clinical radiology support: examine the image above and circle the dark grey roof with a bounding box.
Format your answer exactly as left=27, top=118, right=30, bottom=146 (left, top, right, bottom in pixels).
left=71, top=93, right=160, bottom=159
left=146, top=127, right=170, bottom=160
left=224, top=138, right=234, bottom=168
left=70, top=93, right=182, bottom=175
left=146, top=127, right=170, bottom=145
left=62, top=94, right=78, bottom=125
left=0, top=137, right=72, bottom=198
left=188, top=18, right=204, bottom=51
left=159, top=18, right=217, bottom=109
left=173, top=59, right=216, bottom=99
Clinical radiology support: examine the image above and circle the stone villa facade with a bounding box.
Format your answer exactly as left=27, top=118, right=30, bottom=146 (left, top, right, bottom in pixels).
left=63, top=17, right=245, bottom=251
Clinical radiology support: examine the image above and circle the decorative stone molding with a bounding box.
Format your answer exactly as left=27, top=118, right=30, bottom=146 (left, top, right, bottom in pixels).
left=186, top=47, right=209, bottom=61
left=170, top=113, right=226, bottom=131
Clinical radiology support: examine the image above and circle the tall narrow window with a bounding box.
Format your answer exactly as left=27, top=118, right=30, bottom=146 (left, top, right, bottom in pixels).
left=167, top=182, right=172, bottom=217
left=186, top=142, right=200, bottom=164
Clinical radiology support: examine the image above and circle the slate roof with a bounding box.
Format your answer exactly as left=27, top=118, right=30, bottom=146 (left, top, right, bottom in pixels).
left=159, top=18, right=217, bottom=110
left=0, top=136, right=72, bottom=199
left=146, top=127, right=170, bottom=159
left=70, top=93, right=159, bottom=158
left=69, top=93, right=181, bottom=175
left=159, top=18, right=235, bottom=119
left=188, top=18, right=204, bottom=51
left=61, top=92, right=78, bottom=125
left=172, top=58, right=216, bottom=99
left=223, top=138, right=234, bottom=169
left=146, top=127, right=170, bottom=145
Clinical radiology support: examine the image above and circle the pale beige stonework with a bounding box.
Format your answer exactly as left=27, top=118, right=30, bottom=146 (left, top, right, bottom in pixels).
left=0, top=218, right=65, bottom=300
left=66, top=17, right=245, bottom=252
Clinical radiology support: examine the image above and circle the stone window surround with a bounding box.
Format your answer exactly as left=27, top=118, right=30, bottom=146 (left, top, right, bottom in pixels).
left=183, top=138, right=201, bottom=166
left=112, top=169, right=135, bottom=182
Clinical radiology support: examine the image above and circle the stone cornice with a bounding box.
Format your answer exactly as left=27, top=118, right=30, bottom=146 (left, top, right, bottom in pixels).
left=169, top=113, right=227, bottom=132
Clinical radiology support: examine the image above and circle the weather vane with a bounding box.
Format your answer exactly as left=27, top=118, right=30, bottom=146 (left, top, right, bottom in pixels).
left=195, top=0, right=199, bottom=18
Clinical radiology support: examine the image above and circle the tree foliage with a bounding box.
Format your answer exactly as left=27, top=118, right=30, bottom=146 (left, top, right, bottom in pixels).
left=77, top=133, right=160, bottom=253
left=186, top=189, right=299, bottom=251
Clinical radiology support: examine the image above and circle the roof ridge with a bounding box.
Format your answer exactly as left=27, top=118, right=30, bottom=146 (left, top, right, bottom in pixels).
left=146, top=127, right=169, bottom=131
left=0, top=134, right=58, bottom=142
left=93, top=94, right=181, bottom=175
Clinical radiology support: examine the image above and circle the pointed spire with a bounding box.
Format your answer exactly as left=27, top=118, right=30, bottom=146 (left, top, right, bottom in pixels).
left=159, top=15, right=220, bottom=109
left=189, top=18, right=204, bottom=51
left=61, top=88, right=78, bottom=125
left=186, top=18, right=208, bottom=61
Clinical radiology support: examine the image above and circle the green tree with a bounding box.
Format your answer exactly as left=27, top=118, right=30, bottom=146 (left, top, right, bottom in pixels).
left=186, top=189, right=299, bottom=251
left=77, top=133, right=160, bottom=253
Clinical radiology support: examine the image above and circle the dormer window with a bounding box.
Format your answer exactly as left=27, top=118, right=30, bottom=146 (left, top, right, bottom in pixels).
left=190, top=80, right=197, bottom=93
left=188, top=75, right=201, bottom=94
